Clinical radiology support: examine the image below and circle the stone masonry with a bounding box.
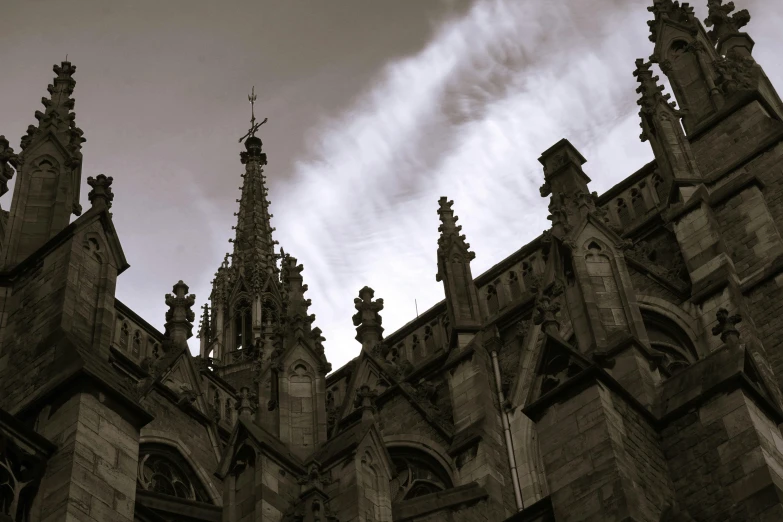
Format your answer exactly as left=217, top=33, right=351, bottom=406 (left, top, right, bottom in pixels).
left=3, top=1, right=783, bottom=521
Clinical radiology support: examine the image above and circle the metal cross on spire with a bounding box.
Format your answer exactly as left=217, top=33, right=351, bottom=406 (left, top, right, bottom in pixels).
left=239, top=86, right=268, bottom=143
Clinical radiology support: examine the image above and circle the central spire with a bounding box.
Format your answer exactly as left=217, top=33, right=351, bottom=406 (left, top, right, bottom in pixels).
left=231, top=89, right=277, bottom=282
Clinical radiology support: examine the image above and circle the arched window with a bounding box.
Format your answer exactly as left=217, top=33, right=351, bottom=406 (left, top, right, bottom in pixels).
left=652, top=172, right=667, bottom=203
left=261, top=298, right=279, bottom=331
left=630, top=187, right=646, bottom=217
left=137, top=444, right=211, bottom=503
left=643, top=310, right=698, bottom=377
left=424, top=325, right=436, bottom=353
left=132, top=331, right=142, bottom=358
left=388, top=447, right=453, bottom=502
left=232, top=298, right=252, bottom=350
left=119, top=322, right=130, bottom=352
left=486, top=284, right=499, bottom=315
left=508, top=271, right=522, bottom=300
left=616, top=198, right=631, bottom=224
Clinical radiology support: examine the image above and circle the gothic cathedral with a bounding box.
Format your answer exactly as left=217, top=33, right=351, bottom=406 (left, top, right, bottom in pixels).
left=3, top=1, right=783, bottom=521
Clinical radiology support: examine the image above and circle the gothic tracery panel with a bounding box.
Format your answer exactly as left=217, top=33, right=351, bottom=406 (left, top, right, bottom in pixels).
left=137, top=444, right=211, bottom=504
left=388, top=447, right=453, bottom=503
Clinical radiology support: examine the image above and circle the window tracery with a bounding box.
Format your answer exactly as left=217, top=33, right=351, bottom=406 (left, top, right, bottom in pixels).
left=643, top=310, right=698, bottom=377
left=137, top=444, right=211, bottom=503
left=388, top=448, right=452, bottom=503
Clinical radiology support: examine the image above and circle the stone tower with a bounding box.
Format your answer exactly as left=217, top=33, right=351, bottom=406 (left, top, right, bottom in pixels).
left=4, top=1, right=783, bottom=521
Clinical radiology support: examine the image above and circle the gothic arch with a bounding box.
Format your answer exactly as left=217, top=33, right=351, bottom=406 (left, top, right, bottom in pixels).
left=136, top=441, right=217, bottom=505
left=230, top=294, right=252, bottom=350
left=288, top=358, right=315, bottom=378
left=636, top=296, right=701, bottom=376
left=82, top=233, right=106, bottom=265
left=383, top=435, right=455, bottom=478
left=636, top=295, right=703, bottom=356
left=138, top=433, right=222, bottom=505
left=386, top=445, right=453, bottom=502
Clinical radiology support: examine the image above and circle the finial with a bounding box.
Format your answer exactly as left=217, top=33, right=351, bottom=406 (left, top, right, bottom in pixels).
left=353, top=286, right=384, bottom=348
left=164, top=280, right=197, bottom=348
left=712, top=307, right=742, bottom=349
left=239, top=86, right=268, bottom=144
left=86, top=174, right=114, bottom=210
left=705, top=0, right=750, bottom=45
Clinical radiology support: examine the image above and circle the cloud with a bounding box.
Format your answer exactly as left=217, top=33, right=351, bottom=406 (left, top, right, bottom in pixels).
left=264, top=0, right=657, bottom=370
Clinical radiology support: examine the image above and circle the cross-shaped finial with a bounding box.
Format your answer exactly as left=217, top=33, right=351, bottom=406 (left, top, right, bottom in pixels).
left=239, top=86, right=268, bottom=143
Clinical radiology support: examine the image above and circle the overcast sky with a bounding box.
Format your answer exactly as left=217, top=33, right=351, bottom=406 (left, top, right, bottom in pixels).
left=3, top=0, right=782, bottom=372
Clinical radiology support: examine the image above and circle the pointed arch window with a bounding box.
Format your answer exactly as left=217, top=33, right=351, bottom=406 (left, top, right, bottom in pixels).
left=232, top=297, right=252, bottom=350
left=486, top=284, right=499, bottom=315
left=132, top=331, right=142, bottom=358
left=424, top=325, right=437, bottom=353
left=261, top=297, right=279, bottom=332
left=630, top=187, right=646, bottom=217
left=137, top=444, right=211, bottom=504
left=119, top=322, right=130, bottom=352
left=508, top=270, right=522, bottom=300
left=388, top=447, right=453, bottom=502
left=642, top=310, right=698, bottom=377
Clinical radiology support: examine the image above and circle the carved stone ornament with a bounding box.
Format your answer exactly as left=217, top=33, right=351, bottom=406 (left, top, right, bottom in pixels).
left=713, top=50, right=756, bottom=95
left=712, top=308, right=742, bottom=349
left=704, top=0, right=751, bottom=44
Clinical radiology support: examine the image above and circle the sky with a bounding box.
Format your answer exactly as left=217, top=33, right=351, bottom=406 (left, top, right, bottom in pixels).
left=3, top=0, right=783, bottom=372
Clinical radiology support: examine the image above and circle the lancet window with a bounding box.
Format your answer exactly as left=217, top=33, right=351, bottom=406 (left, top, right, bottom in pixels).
left=119, top=322, right=130, bottom=352
left=232, top=297, right=252, bottom=350
left=132, top=330, right=142, bottom=358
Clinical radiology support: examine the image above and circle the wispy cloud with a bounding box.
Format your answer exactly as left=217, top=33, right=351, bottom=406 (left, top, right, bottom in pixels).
left=266, top=0, right=655, bottom=369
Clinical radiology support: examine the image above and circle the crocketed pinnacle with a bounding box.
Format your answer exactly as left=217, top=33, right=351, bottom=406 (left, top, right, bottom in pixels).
left=633, top=59, right=680, bottom=140
left=646, top=0, right=696, bottom=43
left=705, top=0, right=750, bottom=45
left=435, top=197, right=475, bottom=282
left=230, top=135, right=279, bottom=286
left=198, top=303, right=211, bottom=340
left=20, top=61, right=86, bottom=161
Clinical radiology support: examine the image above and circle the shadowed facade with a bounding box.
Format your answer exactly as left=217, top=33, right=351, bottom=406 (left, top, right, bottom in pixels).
left=3, top=1, right=783, bottom=521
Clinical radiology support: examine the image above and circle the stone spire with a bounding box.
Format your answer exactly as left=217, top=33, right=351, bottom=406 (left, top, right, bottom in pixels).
left=3, top=61, right=87, bottom=267
left=352, top=286, right=384, bottom=352
left=633, top=59, right=701, bottom=187
left=164, top=280, right=196, bottom=350
left=230, top=90, right=277, bottom=283
left=435, top=197, right=483, bottom=344
left=19, top=61, right=86, bottom=164
left=435, top=197, right=475, bottom=277
left=646, top=0, right=724, bottom=133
